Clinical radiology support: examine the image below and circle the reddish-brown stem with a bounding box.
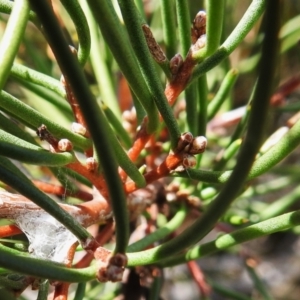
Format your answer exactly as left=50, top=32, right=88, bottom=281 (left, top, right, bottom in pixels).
left=36, top=124, right=60, bottom=151
left=124, top=152, right=184, bottom=194
left=165, top=55, right=197, bottom=106
left=53, top=241, right=79, bottom=300
left=75, top=222, right=114, bottom=269
left=75, top=198, right=111, bottom=228
left=53, top=282, right=70, bottom=300
left=74, top=250, right=94, bottom=270
left=61, top=76, right=90, bottom=138
left=0, top=224, right=22, bottom=238
left=66, top=162, right=108, bottom=199
left=118, top=75, right=133, bottom=111
left=270, top=75, right=300, bottom=106
left=61, top=75, right=93, bottom=157
left=32, top=180, right=93, bottom=201
left=122, top=125, right=149, bottom=168
left=66, top=242, right=79, bottom=267
left=120, top=54, right=196, bottom=181
left=187, top=260, right=211, bottom=297
left=145, top=137, right=159, bottom=169
left=119, top=124, right=150, bottom=181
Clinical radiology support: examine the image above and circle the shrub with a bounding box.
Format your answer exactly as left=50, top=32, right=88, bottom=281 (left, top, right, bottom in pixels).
left=0, top=0, right=299, bottom=299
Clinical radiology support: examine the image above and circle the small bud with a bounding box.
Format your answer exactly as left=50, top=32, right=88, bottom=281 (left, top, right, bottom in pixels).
left=170, top=53, right=183, bottom=76
left=191, top=34, right=206, bottom=53
left=57, top=139, right=73, bottom=152
left=193, top=11, right=206, bottom=31
left=177, top=132, right=193, bottom=153
left=95, top=249, right=127, bottom=283
left=189, top=136, right=207, bottom=154
left=174, top=154, right=197, bottom=172
left=182, top=154, right=197, bottom=169
left=110, top=253, right=128, bottom=268
left=86, top=157, right=98, bottom=172
left=71, top=122, right=87, bottom=136
left=191, top=11, right=207, bottom=43
left=82, top=236, right=99, bottom=251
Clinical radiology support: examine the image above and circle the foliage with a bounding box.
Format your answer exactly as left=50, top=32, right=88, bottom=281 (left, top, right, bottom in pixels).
left=0, top=0, right=299, bottom=299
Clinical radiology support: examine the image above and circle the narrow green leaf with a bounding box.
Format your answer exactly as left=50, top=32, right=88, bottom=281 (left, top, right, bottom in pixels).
left=207, top=68, right=239, bottom=120
left=175, top=0, right=191, bottom=56
left=10, top=63, right=65, bottom=97
left=127, top=205, right=187, bottom=253
left=0, top=129, right=75, bottom=166
left=0, top=0, right=30, bottom=90
left=160, top=0, right=177, bottom=59
left=60, top=0, right=91, bottom=66
left=0, top=243, right=96, bottom=282
left=0, top=90, right=91, bottom=150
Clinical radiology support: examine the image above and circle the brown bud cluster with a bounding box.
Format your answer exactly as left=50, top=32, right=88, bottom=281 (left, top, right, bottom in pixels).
left=191, top=34, right=206, bottom=53
left=95, top=248, right=127, bottom=283
left=170, top=53, right=183, bottom=76
left=174, top=132, right=207, bottom=172
left=190, top=11, right=207, bottom=55
left=182, top=153, right=197, bottom=168
left=176, top=132, right=194, bottom=152
left=191, top=11, right=207, bottom=44
left=57, top=139, right=73, bottom=152
left=188, top=136, right=208, bottom=154
left=36, top=124, right=74, bottom=153
left=176, top=132, right=207, bottom=155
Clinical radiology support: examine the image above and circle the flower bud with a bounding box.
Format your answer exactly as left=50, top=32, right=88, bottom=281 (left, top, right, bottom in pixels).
left=71, top=122, right=87, bottom=136
left=86, top=157, right=98, bottom=172
left=189, top=136, right=207, bottom=154
left=193, top=11, right=206, bottom=32
left=177, top=132, right=193, bottom=152
left=182, top=154, right=197, bottom=169
left=58, top=139, right=73, bottom=152
left=191, top=34, right=206, bottom=53
left=191, top=11, right=206, bottom=43
left=170, top=53, right=183, bottom=76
